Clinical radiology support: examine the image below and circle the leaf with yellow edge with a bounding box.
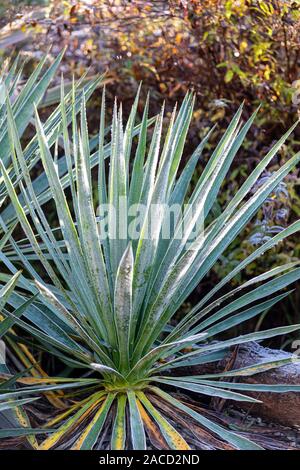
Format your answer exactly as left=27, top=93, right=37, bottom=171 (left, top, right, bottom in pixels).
left=111, top=394, right=127, bottom=450
left=16, top=376, right=98, bottom=385
left=10, top=340, right=65, bottom=408
left=12, top=402, right=39, bottom=449
left=72, top=393, right=115, bottom=450
left=39, top=392, right=104, bottom=450
left=43, top=396, right=96, bottom=429
left=136, top=392, right=190, bottom=450
left=136, top=398, right=168, bottom=450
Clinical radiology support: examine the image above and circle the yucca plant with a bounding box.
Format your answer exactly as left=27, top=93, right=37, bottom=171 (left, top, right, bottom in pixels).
left=0, top=52, right=105, bottom=446
left=0, top=82, right=300, bottom=450
left=0, top=52, right=70, bottom=444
